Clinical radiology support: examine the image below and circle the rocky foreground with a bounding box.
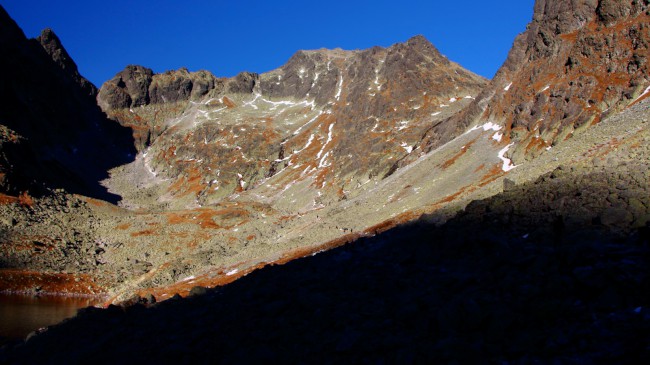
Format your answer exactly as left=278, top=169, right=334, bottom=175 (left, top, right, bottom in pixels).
left=1, top=153, right=648, bottom=363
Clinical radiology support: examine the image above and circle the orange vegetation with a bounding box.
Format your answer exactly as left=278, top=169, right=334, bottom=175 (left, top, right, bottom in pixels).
left=130, top=229, right=158, bottom=237
left=440, top=138, right=477, bottom=169
left=116, top=223, right=131, bottom=230
left=478, top=164, right=505, bottom=187
left=0, top=193, right=19, bottom=205
left=0, top=269, right=105, bottom=296
left=221, top=96, right=237, bottom=108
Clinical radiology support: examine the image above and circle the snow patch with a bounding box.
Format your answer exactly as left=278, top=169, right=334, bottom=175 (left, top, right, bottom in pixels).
left=541, top=85, right=550, bottom=92
left=466, top=122, right=503, bottom=134
left=504, top=82, right=513, bottom=91
left=492, top=132, right=503, bottom=142
left=335, top=76, right=343, bottom=101
left=498, top=143, right=517, bottom=172
left=449, top=97, right=457, bottom=103
left=400, top=142, right=413, bottom=154
left=431, top=112, right=441, bottom=117
left=226, top=269, right=238, bottom=276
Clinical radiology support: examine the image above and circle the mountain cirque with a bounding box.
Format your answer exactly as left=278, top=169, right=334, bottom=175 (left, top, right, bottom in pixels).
left=1, top=0, right=650, bottom=360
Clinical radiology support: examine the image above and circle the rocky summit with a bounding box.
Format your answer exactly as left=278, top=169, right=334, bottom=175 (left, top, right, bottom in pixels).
left=1, top=0, right=650, bottom=362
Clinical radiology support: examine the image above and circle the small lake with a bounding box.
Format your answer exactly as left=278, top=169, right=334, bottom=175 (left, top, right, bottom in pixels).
left=0, top=294, right=101, bottom=342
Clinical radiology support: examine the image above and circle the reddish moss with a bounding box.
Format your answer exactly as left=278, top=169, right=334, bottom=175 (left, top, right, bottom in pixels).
left=0, top=269, right=105, bottom=296
left=0, top=193, right=19, bottom=205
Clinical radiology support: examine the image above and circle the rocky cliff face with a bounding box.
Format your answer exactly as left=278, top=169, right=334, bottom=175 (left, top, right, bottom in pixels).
left=99, top=35, right=487, bottom=209
left=0, top=6, right=134, bottom=200
left=412, top=0, right=649, bottom=165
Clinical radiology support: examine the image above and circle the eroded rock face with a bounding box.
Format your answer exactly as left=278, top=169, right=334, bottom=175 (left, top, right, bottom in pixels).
left=98, top=66, right=226, bottom=110
left=99, top=35, right=487, bottom=209
left=414, top=0, right=650, bottom=165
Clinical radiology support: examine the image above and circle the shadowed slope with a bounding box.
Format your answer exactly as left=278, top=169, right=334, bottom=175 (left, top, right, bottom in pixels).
left=2, top=158, right=648, bottom=364
left=0, top=6, right=135, bottom=202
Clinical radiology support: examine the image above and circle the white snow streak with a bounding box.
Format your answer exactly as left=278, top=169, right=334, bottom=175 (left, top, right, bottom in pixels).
left=632, top=85, right=650, bottom=104
left=318, top=151, right=331, bottom=168
left=498, top=143, right=517, bottom=172
left=466, top=122, right=503, bottom=134
left=400, top=142, right=413, bottom=154
left=316, top=123, right=335, bottom=159
left=292, top=111, right=323, bottom=135
left=504, top=82, right=513, bottom=91
left=294, top=134, right=315, bottom=154
left=335, top=76, right=343, bottom=101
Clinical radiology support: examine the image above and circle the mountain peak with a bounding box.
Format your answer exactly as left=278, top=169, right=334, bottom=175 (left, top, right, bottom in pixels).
left=37, top=28, right=76, bottom=73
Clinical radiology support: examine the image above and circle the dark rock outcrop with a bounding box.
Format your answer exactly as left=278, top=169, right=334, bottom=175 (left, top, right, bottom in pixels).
left=0, top=5, right=135, bottom=200
left=36, top=28, right=97, bottom=98
left=97, top=66, right=223, bottom=110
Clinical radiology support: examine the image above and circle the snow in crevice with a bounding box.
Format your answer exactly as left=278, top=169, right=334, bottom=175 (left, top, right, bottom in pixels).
left=504, top=82, right=513, bottom=91
left=541, top=85, right=550, bottom=92
left=310, top=72, right=320, bottom=89
left=400, top=142, right=413, bottom=154
left=292, top=111, right=323, bottom=136
left=316, top=123, right=335, bottom=159
left=431, top=112, right=441, bottom=117
left=440, top=104, right=449, bottom=108
left=498, top=143, right=517, bottom=172
left=226, top=269, right=238, bottom=276
left=293, top=134, right=315, bottom=154
left=243, top=93, right=261, bottom=109
left=449, top=97, right=457, bottom=103
left=466, top=121, right=503, bottom=134
left=492, top=132, right=503, bottom=142
left=335, top=76, right=343, bottom=101
left=397, top=120, right=410, bottom=131
left=318, top=151, right=331, bottom=168
left=632, top=85, right=650, bottom=104
left=464, top=95, right=474, bottom=99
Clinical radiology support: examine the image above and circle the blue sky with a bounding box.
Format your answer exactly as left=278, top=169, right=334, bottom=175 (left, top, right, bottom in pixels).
left=2, top=0, right=534, bottom=87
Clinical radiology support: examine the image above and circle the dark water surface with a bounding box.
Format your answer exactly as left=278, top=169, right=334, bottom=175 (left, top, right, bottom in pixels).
left=0, top=294, right=101, bottom=341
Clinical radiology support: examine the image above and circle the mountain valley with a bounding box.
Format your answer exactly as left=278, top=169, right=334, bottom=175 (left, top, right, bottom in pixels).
left=1, top=0, right=649, bottom=362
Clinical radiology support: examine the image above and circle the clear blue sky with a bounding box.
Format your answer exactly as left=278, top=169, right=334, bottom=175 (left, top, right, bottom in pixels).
left=2, top=0, right=534, bottom=87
